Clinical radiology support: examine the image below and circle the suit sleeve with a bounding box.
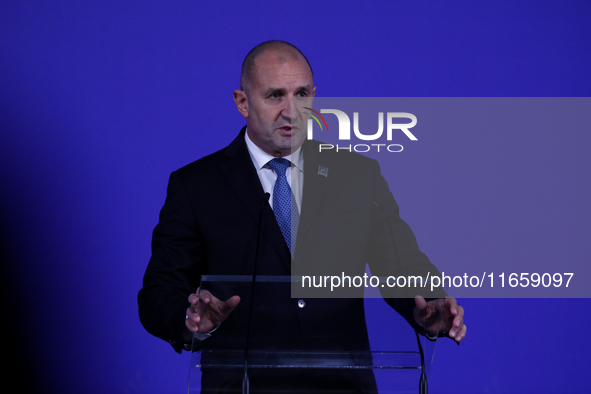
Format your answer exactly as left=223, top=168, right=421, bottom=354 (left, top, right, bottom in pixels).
left=366, top=159, right=445, bottom=335
left=138, top=170, right=205, bottom=353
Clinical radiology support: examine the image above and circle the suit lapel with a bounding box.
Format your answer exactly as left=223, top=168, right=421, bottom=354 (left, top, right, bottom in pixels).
left=220, top=128, right=291, bottom=271
left=220, top=128, right=266, bottom=219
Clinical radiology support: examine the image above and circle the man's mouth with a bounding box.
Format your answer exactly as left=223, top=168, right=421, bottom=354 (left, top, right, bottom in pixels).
left=278, top=125, right=295, bottom=134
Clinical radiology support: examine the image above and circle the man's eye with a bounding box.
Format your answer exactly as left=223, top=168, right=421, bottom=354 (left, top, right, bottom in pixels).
left=270, top=92, right=282, bottom=99
left=297, top=91, right=308, bottom=97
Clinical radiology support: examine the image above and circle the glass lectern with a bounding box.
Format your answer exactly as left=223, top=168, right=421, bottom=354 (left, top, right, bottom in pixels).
left=188, top=275, right=444, bottom=394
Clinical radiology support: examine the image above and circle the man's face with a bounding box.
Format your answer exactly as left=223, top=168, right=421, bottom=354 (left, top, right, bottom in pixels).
left=234, top=50, right=316, bottom=157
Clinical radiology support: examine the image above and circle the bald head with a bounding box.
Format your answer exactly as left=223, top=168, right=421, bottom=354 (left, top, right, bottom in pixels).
left=240, top=40, right=313, bottom=93
left=232, top=40, right=316, bottom=156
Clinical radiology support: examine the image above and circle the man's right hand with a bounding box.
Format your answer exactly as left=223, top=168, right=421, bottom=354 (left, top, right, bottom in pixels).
left=185, top=288, right=241, bottom=334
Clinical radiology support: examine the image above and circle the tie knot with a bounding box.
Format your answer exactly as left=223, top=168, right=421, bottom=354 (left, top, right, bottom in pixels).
left=267, top=158, right=291, bottom=176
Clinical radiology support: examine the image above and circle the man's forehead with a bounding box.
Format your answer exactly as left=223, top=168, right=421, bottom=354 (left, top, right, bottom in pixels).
left=252, top=50, right=313, bottom=85
left=257, top=46, right=301, bottom=63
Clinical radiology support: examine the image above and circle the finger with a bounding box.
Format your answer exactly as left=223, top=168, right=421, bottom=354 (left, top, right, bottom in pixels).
left=186, top=319, right=198, bottom=332
left=221, top=295, right=241, bottom=313
left=185, top=308, right=199, bottom=332
left=445, top=297, right=459, bottom=315
left=455, top=324, right=467, bottom=342
left=449, top=313, right=465, bottom=337
left=188, top=293, right=199, bottom=305
left=447, top=305, right=464, bottom=336
left=201, top=294, right=210, bottom=304
left=453, top=305, right=464, bottom=327
left=414, top=295, right=427, bottom=310
left=199, top=289, right=212, bottom=304
left=186, top=305, right=201, bottom=322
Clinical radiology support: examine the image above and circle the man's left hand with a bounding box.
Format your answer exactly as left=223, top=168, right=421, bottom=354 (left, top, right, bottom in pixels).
left=413, top=296, right=466, bottom=343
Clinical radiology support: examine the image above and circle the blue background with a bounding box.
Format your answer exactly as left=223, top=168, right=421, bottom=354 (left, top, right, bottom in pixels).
left=1, top=1, right=590, bottom=393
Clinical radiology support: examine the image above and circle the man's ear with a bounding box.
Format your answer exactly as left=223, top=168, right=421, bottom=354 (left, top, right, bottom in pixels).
left=233, top=90, right=248, bottom=119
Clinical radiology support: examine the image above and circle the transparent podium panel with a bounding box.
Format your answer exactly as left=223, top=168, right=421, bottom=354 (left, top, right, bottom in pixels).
left=188, top=275, right=445, bottom=394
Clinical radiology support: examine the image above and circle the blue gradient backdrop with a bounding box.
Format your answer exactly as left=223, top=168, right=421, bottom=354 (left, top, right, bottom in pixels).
left=1, top=1, right=590, bottom=393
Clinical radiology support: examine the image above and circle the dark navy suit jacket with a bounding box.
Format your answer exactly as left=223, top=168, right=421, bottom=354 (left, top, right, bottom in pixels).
left=138, top=127, right=440, bottom=392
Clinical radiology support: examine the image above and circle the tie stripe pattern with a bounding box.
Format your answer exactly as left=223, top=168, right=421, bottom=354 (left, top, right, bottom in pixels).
left=267, top=158, right=299, bottom=255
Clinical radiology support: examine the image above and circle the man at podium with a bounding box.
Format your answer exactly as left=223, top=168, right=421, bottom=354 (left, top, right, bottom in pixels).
left=139, top=40, right=466, bottom=393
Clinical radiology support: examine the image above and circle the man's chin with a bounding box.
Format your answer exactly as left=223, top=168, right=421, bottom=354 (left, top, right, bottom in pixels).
left=287, top=130, right=306, bottom=152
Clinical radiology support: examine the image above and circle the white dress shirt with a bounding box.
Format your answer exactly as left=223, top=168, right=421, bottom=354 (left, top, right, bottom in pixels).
left=244, top=130, right=304, bottom=212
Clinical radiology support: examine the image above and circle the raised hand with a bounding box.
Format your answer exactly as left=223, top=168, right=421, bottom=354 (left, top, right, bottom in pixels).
left=185, top=288, right=241, bottom=334
left=413, top=295, right=466, bottom=342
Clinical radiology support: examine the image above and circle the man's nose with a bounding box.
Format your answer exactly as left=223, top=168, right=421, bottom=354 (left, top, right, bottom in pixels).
left=280, top=96, right=298, bottom=121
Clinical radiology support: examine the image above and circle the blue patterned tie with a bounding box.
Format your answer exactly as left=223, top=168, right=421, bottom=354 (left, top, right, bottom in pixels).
left=267, top=158, right=299, bottom=256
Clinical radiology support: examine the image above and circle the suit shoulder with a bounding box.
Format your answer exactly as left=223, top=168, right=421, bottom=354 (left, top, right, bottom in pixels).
left=172, top=129, right=247, bottom=180
left=173, top=146, right=227, bottom=179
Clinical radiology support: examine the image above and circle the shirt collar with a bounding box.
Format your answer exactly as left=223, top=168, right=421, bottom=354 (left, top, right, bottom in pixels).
left=244, top=129, right=304, bottom=173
